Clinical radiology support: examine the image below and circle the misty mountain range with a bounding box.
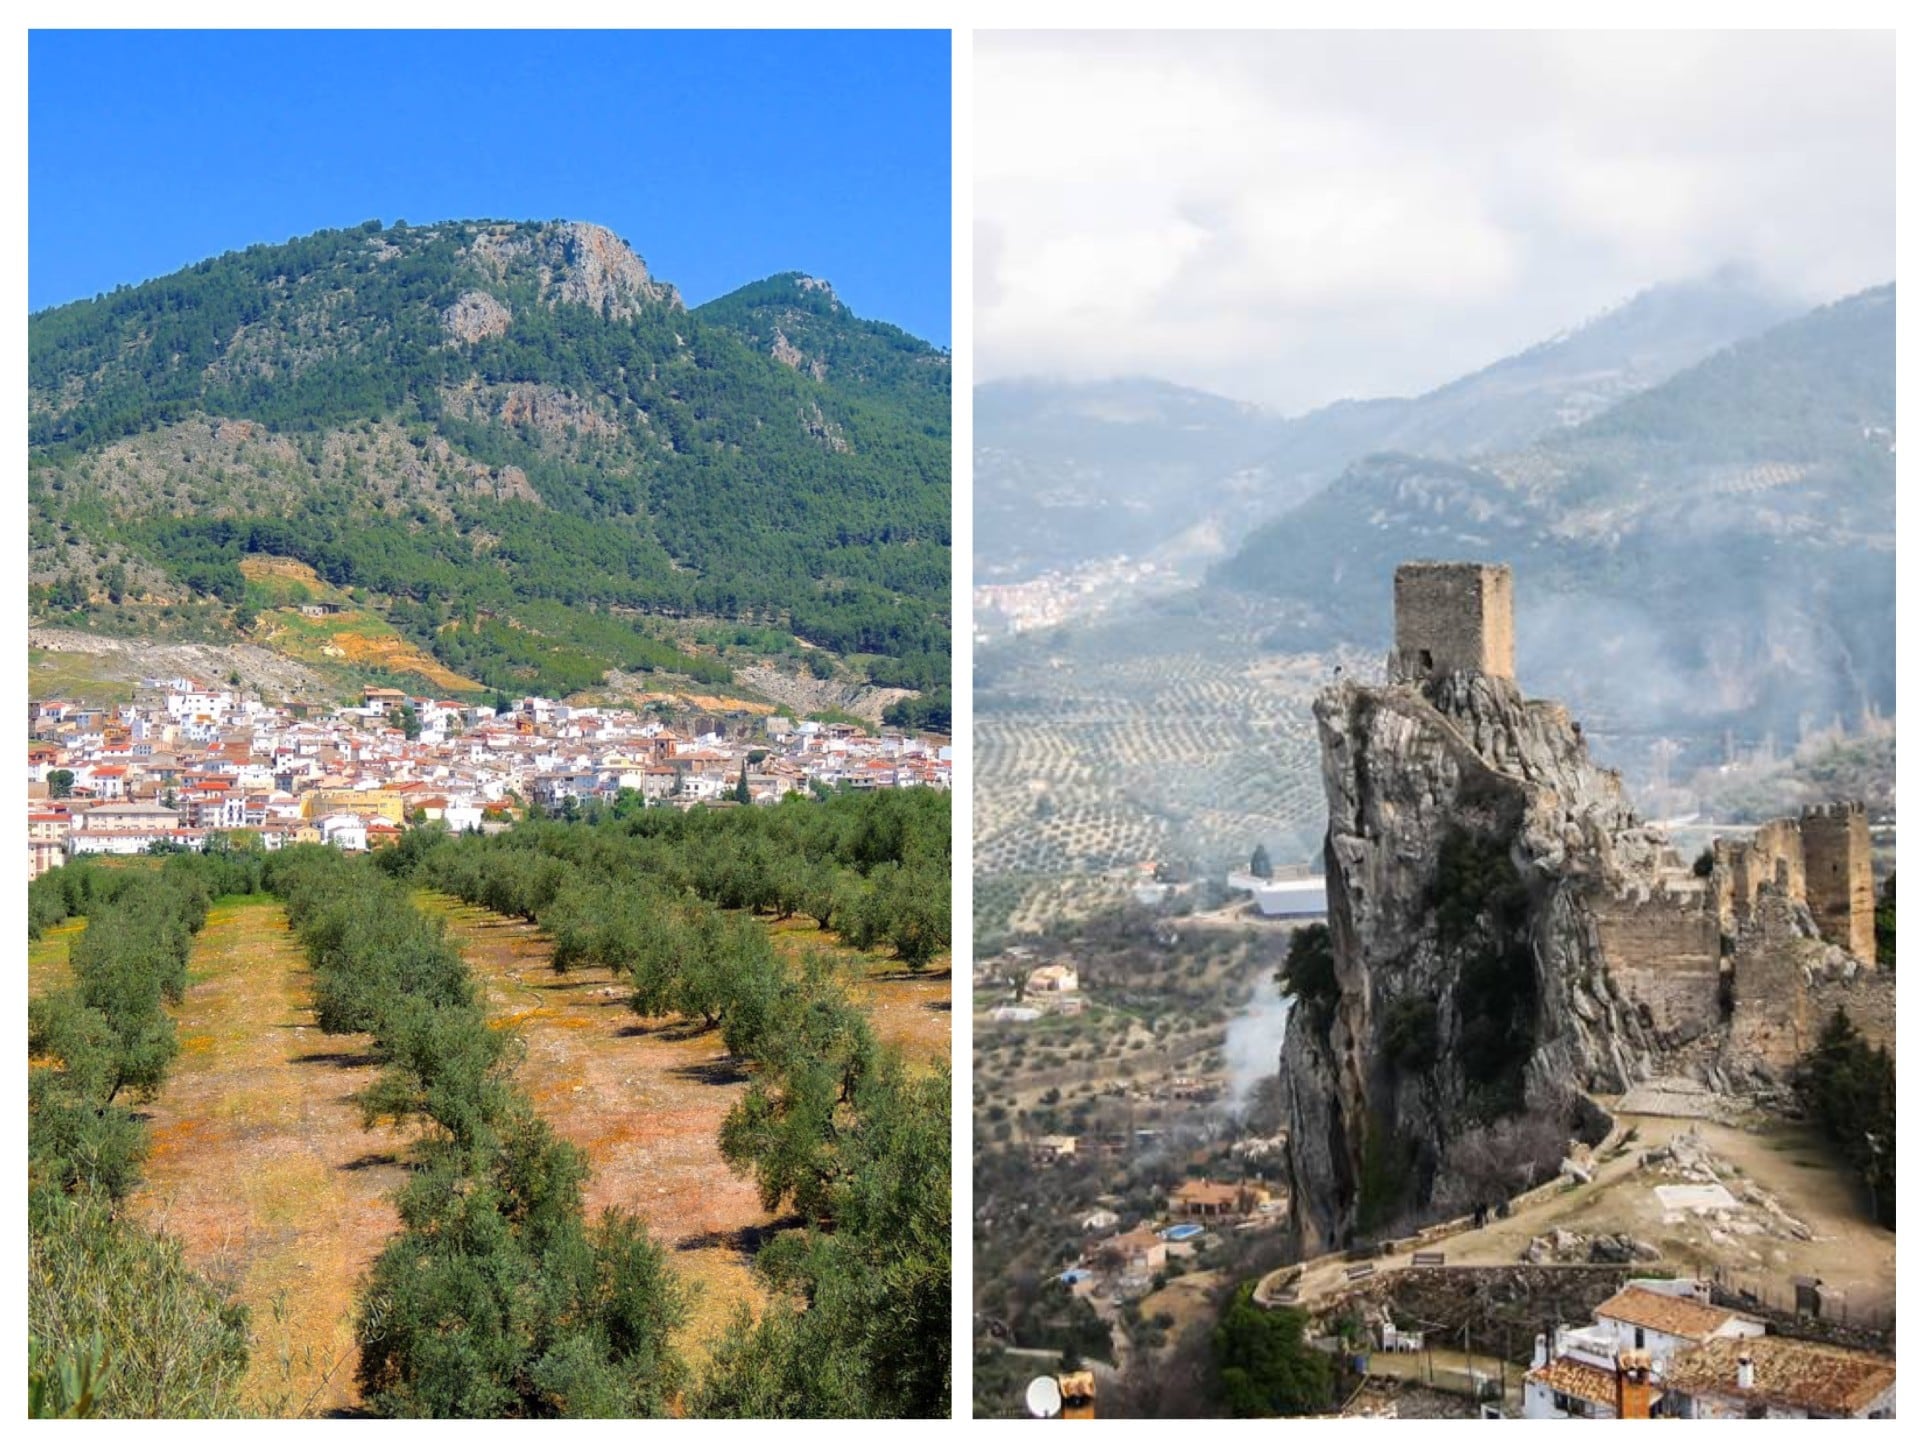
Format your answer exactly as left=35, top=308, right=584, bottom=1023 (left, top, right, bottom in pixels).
left=977, top=268, right=1803, bottom=581
left=978, top=272, right=1894, bottom=749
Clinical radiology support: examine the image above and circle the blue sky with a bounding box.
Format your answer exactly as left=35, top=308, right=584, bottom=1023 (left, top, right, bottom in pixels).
left=29, top=29, right=951, bottom=345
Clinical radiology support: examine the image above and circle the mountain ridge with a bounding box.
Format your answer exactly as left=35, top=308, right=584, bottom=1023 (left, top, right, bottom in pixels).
left=975, top=268, right=1804, bottom=581
left=28, top=218, right=951, bottom=713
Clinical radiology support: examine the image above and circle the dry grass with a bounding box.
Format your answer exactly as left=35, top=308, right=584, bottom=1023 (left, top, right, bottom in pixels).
left=27, top=650, right=140, bottom=706
left=418, top=898, right=951, bottom=1370
left=29, top=917, right=87, bottom=998
left=94, top=886, right=951, bottom=1414
left=1439, top=1113, right=1895, bottom=1316
left=1138, top=1269, right=1227, bottom=1332
left=125, top=896, right=405, bottom=1417
left=257, top=607, right=482, bottom=693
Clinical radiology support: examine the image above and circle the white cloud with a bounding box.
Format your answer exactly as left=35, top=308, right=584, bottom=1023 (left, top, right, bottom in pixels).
left=976, top=30, right=1893, bottom=412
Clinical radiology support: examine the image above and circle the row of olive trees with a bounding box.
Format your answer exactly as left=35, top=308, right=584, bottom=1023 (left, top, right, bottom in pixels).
left=269, top=846, right=687, bottom=1417
left=412, top=787, right=951, bottom=968
left=407, top=795, right=953, bottom=1416
left=27, top=855, right=261, bottom=1418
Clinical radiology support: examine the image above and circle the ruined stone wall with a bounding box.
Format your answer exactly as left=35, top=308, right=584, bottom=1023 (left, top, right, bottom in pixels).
left=1592, top=893, right=1724, bottom=1044
left=1725, top=892, right=1826, bottom=1074
left=1389, top=562, right=1514, bottom=683
left=1318, top=1265, right=1644, bottom=1361
left=1801, top=802, right=1874, bottom=962
left=1713, top=819, right=1805, bottom=931
left=1806, top=967, right=1896, bottom=1057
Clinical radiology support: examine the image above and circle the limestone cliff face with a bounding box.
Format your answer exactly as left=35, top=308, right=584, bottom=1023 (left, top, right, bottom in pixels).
left=1280, top=672, right=1665, bottom=1251
left=468, top=221, right=682, bottom=318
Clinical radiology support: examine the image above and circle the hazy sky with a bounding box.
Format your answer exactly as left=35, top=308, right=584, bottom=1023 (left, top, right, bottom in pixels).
left=976, top=30, right=1892, bottom=413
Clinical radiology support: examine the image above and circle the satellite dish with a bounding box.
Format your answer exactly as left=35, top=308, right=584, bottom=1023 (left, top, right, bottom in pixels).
left=1025, top=1374, right=1063, bottom=1419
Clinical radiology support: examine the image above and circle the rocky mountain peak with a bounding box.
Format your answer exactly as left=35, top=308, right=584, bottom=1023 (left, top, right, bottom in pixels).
left=1279, top=648, right=1670, bottom=1252
left=1276, top=562, right=1888, bottom=1256
left=467, top=220, right=683, bottom=319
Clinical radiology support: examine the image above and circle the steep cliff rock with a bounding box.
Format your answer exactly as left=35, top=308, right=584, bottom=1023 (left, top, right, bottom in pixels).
left=468, top=220, right=682, bottom=318
left=1280, top=671, right=1665, bottom=1251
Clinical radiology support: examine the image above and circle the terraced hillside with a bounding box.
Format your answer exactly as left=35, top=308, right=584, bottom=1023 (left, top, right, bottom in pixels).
left=976, top=589, right=1371, bottom=939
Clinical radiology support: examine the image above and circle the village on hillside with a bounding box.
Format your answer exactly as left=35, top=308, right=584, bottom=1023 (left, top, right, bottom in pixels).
left=27, top=678, right=951, bottom=876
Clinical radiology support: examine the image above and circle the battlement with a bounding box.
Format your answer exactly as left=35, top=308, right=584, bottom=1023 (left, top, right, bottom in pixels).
left=1389, top=561, right=1514, bottom=684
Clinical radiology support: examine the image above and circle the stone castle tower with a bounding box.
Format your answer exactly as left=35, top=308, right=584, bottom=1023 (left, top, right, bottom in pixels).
left=1802, top=801, right=1876, bottom=964
left=1389, top=561, right=1515, bottom=684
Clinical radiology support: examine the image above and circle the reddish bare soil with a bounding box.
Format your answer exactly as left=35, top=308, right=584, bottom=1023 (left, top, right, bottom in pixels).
left=418, top=895, right=780, bottom=1364
left=61, top=889, right=951, bottom=1415
left=125, top=896, right=406, bottom=1417
left=422, top=900, right=952, bottom=1365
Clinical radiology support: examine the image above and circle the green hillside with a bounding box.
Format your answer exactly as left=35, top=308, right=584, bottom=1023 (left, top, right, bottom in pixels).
left=28, top=219, right=949, bottom=708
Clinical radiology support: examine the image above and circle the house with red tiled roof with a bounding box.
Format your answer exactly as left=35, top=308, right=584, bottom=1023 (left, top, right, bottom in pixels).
left=1524, top=1349, right=1661, bottom=1420
left=1591, top=1281, right=1763, bottom=1374
left=1103, top=1227, right=1167, bottom=1276
left=1662, top=1335, right=1894, bottom=1419
left=1518, top=1279, right=1886, bottom=1420
left=87, top=765, right=129, bottom=801
left=1171, top=1179, right=1262, bottom=1218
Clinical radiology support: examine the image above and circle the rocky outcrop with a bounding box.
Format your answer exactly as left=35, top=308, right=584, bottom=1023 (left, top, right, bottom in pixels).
left=441, top=289, right=513, bottom=344
left=439, top=380, right=620, bottom=445
left=771, top=327, right=829, bottom=381
left=1280, top=671, right=1666, bottom=1252
left=467, top=221, right=682, bottom=319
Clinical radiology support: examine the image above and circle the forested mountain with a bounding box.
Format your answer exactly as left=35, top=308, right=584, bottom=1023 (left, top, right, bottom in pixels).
left=975, top=270, right=1794, bottom=582
left=694, top=272, right=950, bottom=419
left=1216, top=284, right=1895, bottom=739
left=28, top=219, right=950, bottom=703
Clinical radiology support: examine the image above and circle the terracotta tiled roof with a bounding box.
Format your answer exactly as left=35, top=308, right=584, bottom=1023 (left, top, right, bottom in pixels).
left=1528, top=1357, right=1626, bottom=1410
left=1664, top=1335, right=1894, bottom=1415
left=1595, top=1285, right=1742, bottom=1340
left=1173, top=1179, right=1242, bottom=1207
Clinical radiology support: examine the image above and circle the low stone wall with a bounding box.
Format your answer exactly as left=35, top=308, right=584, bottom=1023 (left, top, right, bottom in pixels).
left=1256, top=1111, right=1626, bottom=1310
left=1319, top=1265, right=1646, bottom=1361
left=1707, top=1279, right=1892, bottom=1350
